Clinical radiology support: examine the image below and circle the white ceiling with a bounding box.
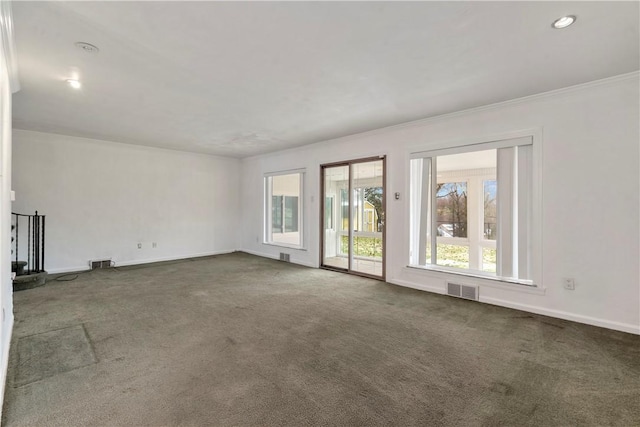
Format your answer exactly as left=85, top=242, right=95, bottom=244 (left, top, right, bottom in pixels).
left=438, top=149, right=496, bottom=172
left=11, top=1, right=639, bottom=158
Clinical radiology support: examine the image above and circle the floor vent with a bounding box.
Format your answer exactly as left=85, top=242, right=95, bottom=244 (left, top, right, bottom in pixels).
left=279, top=253, right=290, bottom=262
left=446, top=282, right=478, bottom=301
left=90, top=259, right=112, bottom=270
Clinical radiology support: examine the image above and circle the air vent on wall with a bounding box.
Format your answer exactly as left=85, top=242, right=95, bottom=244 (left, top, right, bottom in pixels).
left=90, top=259, right=112, bottom=270
left=446, top=282, right=478, bottom=301
left=279, top=253, right=290, bottom=262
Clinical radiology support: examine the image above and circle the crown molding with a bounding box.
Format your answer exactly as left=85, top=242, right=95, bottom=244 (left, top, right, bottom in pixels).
left=243, top=70, right=640, bottom=161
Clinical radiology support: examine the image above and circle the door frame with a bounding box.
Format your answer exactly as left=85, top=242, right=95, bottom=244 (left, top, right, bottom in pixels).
left=320, top=155, right=386, bottom=281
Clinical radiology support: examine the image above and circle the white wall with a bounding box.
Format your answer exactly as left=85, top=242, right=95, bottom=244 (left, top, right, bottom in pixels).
left=0, top=0, right=18, bottom=418
left=12, top=130, right=241, bottom=272
left=240, top=73, right=640, bottom=334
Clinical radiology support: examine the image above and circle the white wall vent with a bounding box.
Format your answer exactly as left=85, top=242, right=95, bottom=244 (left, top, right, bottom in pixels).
left=90, top=259, right=112, bottom=270
left=279, top=253, right=290, bottom=262
left=446, top=282, right=478, bottom=301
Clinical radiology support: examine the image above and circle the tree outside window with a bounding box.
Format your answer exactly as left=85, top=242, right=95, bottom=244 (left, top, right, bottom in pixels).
left=436, top=182, right=467, bottom=238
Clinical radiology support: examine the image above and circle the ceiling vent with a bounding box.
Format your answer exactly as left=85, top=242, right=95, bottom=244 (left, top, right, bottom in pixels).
left=446, top=282, right=478, bottom=301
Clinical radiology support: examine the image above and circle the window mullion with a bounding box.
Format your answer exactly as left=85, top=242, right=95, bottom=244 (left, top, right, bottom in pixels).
left=299, top=174, right=304, bottom=246
left=467, top=176, right=481, bottom=271
left=417, top=159, right=430, bottom=265
left=430, top=157, right=438, bottom=265
left=497, top=147, right=515, bottom=277
left=265, top=177, right=272, bottom=242
left=281, top=196, right=285, bottom=233
left=517, top=145, right=533, bottom=280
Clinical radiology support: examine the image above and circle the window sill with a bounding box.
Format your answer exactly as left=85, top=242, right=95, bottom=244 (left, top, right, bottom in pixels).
left=405, top=264, right=545, bottom=295
left=263, top=242, right=307, bottom=251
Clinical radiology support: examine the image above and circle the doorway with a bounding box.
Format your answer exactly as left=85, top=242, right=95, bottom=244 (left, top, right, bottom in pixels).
left=321, top=156, right=385, bottom=279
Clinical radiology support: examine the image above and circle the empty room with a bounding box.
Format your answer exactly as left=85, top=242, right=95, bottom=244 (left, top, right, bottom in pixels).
left=0, top=1, right=638, bottom=426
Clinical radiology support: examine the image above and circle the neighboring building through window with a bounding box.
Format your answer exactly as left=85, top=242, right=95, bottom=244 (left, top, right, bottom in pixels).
left=409, top=136, right=535, bottom=284
left=265, top=172, right=304, bottom=247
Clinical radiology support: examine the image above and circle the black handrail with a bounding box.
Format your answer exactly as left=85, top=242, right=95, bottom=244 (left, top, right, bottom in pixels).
left=12, top=211, right=46, bottom=275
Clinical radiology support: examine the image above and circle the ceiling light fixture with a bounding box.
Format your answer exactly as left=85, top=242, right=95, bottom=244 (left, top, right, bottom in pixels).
left=552, top=15, right=576, bottom=29
left=66, top=79, right=81, bottom=89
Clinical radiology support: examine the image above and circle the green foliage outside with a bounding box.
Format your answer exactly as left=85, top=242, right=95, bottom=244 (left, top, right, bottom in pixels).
left=338, top=236, right=497, bottom=273
left=340, top=236, right=383, bottom=258
left=482, top=248, right=497, bottom=273
left=426, top=244, right=497, bottom=272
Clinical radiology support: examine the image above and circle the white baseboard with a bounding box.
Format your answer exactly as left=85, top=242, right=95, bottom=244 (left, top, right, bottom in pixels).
left=479, top=296, right=640, bottom=335
left=114, top=250, right=236, bottom=267
left=0, top=312, right=14, bottom=421
left=241, top=249, right=317, bottom=268
left=47, top=266, right=92, bottom=274
left=387, top=278, right=446, bottom=295
left=388, top=278, right=639, bottom=335
left=46, top=249, right=238, bottom=274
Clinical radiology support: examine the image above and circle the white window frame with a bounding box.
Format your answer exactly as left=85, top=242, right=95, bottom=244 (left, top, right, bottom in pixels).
left=264, top=169, right=305, bottom=249
left=408, top=133, right=541, bottom=287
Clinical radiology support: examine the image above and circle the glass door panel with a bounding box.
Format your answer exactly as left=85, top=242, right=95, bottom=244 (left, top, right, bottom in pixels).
left=351, top=160, right=384, bottom=277
left=322, top=165, right=349, bottom=270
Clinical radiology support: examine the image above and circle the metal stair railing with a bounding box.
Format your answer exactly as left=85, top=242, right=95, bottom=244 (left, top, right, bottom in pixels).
left=12, top=211, right=46, bottom=275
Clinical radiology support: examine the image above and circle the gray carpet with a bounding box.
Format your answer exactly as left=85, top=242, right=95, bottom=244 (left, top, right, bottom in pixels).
left=2, top=252, right=639, bottom=426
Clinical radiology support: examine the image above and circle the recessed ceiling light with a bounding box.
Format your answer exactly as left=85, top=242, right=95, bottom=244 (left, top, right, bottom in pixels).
left=66, top=79, right=81, bottom=89
left=552, top=15, right=576, bottom=29
left=75, top=42, right=99, bottom=54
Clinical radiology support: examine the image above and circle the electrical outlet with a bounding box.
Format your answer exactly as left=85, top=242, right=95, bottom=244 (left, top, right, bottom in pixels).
left=563, top=278, right=575, bottom=290
left=137, top=243, right=142, bottom=249
left=152, top=242, right=157, bottom=248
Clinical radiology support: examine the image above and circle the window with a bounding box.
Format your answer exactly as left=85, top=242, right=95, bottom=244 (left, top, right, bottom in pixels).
left=409, top=136, right=534, bottom=284
left=265, top=172, right=304, bottom=247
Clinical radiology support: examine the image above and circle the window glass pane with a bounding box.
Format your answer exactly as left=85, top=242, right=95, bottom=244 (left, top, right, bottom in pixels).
left=436, top=243, right=469, bottom=269
left=324, top=197, right=333, bottom=229
left=352, top=236, right=383, bottom=258
left=484, top=180, right=497, bottom=240
left=340, top=188, right=349, bottom=230
left=364, top=187, right=383, bottom=232
left=284, top=196, right=298, bottom=232
left=272, top=195, right=282, bottom=233
left=343, top=235, right=384, bottom=258
left=482, top=247, right=497, bottom=273
left=436, top=182, right=467, bottom=238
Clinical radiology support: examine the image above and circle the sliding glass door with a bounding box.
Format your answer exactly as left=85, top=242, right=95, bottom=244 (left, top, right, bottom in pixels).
left=321, top=157, right=385, bottom=279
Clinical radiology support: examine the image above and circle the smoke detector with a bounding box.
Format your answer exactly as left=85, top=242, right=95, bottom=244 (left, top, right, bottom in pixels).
left=75, top=42, right=99, bottom=54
